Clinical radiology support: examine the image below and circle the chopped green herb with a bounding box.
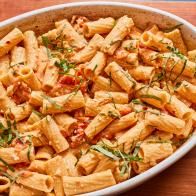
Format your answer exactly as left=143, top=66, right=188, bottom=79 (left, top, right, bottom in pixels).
left=91, top=144, right=142, bottom=162
left=132, top=142, right=142, bottom=157
left=0, top=169, right=16, bottom=182
left=0, top=157, right=15, bottom=172
left=91, top=145, right=120, bottom=160
left=167, top=46, right=185, bottom=60
left=108, top=111, right=120, bottom=119
left=41, top=36, right=52, bottom=58
left=110, top=39, right=121, bottom=45
left=41, top=95, right=62, bottom=110
left=106, top=92, right=117, bottom=109
left=173, top=60, right=187, bottom=83
left=55, top=59, right=75, bottom=74
left=124, top=42, right=136, bottom=51
left=147, top=140, right=171, bottom=144
left=32, top=110, right=44, bottom=118
left=140, top=94, right=163, bottom=102
left=121, top=70, right=136, bottom=88
left=9, top=61, right=25, bottom=68
left=65, top=47, right=73, bottom=53
left=164, top=23, right=183, bottom=33
left=131, top=99, right=143, bottom=105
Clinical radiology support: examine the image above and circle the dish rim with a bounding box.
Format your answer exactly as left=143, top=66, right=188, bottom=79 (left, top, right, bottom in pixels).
left=0, top=1, right=195, bottom=195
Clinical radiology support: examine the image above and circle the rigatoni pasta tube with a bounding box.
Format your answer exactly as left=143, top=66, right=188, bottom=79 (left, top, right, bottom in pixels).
left=16, top=171, right=54, bottom=193
left=164, top=29, right=187, bottom=55
left=24, top=31, right=38, bottom=70
left=62, top=152, right=79, bottom=177
left=101, top=15, right=134, bottom=55
left=55, top=19, right=87, bottom=49
left=18, top=67, right=41, bottom=90
left=5, top=103, right=32, bottom=122
left=103, top=112, right=137, bottom=136
left=85, top=98, right=132, bottom=117
left=42, top=90, right=85, bottom=114
left=40, top=116, right=69, bottom=153
left=176, top=80, right=196, bottom=104
left=0, top=28, right=24, bottom=57
left=53, top=176, right=64, bottom=196
left=71, top=34, right=104, bottom=64
left=45, top=156, right=68, bottom=196
left=54, top=113, right=77, bottom=133
left=105, top=61, right=136, bottom=94
left=46, top=156, right=67, bottom=195
left=0, top=176, right=10, bottom=193
left=42, top=58, right=59, bottom=90
left=45, top=156, right=67, bottom=176
left=92, top=75, right=122, bottom=92
left=117, top=121, right=153, bottom=153
left=83, top=17, right=115, bottom=37
left=113, top=166, right=129, bottom=183
left=178, top=118, right=193, bottom=138
left=165, top=95, right=193, bottom=120
left=28, top=160, right=46, bottom=174
left=35, top=146, right=54, bottom=160
left=188, top=49, right=196, bottom=62
left=84, top=104, right=120, bottom=139
left=84, top=51, right=106, bottom=79
left=0, top=83, right=16, bottom=111
left=135, top=84, right=169, bottom=109
left=94, top=91, right=129, bottom=104
left=85, top=98, right=105, bottom=117
left=77, top=152, right=100, bottom=175
left=145, top=111, right=185, bottom=135
left=9, top=184, right=45, bottom=196
left=93, top=153, right=119, bottom=173
left=27, top=111, right=42, bottom=124
left=0, top=146, right=35, bottom=165
left=0, top=69, right=16, bottom=87
left=36, top=46, right=49, bottom=81
left=11, top=46, right=26, bottom=66
left=139, top=141, right=173, bottom=165
left=0, top=55, right=9, bottom=76
left=128, top=66, right=155, bottom=81
left=158, top=53, right=195, bottom=78
left=29, top=91, right=45, bottom=106
left=62, top=170, right=116, bottom=195
left=132, top=160, right=151, bottom=174
left=22, top=131, right=49, bottom=147
left=140, top=31, right=173, bottom=52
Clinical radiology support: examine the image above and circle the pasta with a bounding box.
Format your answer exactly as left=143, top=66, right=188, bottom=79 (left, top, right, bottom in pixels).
left=0, top=14, right=195, bottom=195
left=24, top=31, right=38, bottom=70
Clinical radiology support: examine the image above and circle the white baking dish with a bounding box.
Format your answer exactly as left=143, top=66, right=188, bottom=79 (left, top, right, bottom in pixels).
left=0, top=2, right=195, bottom=195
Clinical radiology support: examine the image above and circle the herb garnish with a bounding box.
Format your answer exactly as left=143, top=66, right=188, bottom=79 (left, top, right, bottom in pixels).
left=0, top=168, right=16, bottom=182
left=131, top=99, right=143, bottom=105
left=173, top=59, right=187, bottom=83
left=0, top=157, right=15, bottom=172
left=167, top=46, right=185, bottom=60
left=140, top=94, right=163, bottom=102
left=107, top=111, right=120, bottom=119
left=32, top=110, right=44, bottom=118
left=41, top=95, right=62, bottom=110
left=55, top=59, right=75, bottom=74
left=41, top=36, right=52, bottom=58
left=164, top=23, right=183, bottom=33
left=91, top=144, right=142, bottom=162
